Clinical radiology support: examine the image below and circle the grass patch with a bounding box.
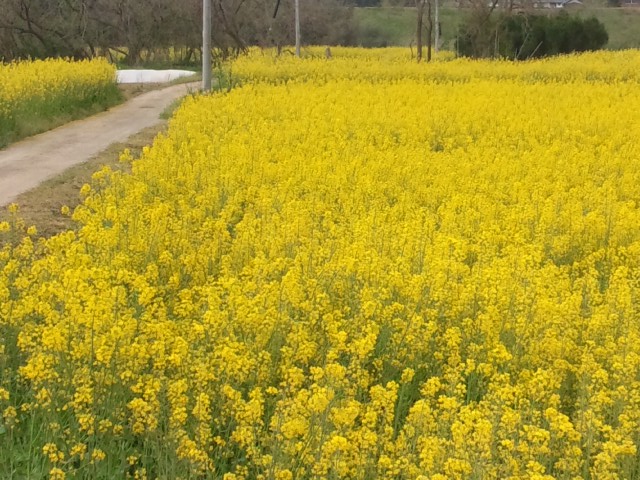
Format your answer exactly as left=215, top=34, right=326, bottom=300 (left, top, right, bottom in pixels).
left=353, top=7, right=415, bottom=47
left=160, top=98, right=185, bottom=120
left=0, top=85, right=123, bottom=150
left=353, top=7, right=471, bottom=50
left=575, top=7, right=640, bottom=50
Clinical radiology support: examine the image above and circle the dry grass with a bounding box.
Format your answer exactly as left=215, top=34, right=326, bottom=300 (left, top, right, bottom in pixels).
left=0, top=124, right=165, bottom=240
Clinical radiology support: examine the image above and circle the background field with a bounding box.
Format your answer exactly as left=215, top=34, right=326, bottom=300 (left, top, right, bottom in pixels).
left=353, top=5, right=640, bottom=50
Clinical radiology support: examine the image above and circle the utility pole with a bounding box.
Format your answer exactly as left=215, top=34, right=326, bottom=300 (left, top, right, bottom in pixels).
left=295, top=0, right=301, bottom=57
left=435, top=0, right=440, bottom=54
left=203, top=0, right=212, bottom=91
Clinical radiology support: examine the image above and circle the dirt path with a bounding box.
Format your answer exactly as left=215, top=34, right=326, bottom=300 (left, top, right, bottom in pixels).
left=0, top=81, right=200, bottom=207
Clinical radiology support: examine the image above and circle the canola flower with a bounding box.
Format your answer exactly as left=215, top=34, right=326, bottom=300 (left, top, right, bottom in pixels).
left=0, top=58, right=118, bottom=147
left=2, top=49, right=640, bottom=479
left=233, top=47, right=640, bottom=85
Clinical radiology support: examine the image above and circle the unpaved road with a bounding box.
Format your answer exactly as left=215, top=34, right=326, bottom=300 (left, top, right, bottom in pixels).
left=0, top=82, right=200, bottom=207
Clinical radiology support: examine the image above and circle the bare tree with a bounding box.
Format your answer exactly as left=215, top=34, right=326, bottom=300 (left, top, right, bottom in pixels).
left=0, top=0, right=355, bottom=62
left=0, top=0, right=91, bottom=59
left=415, top=0, right=433, bottom=63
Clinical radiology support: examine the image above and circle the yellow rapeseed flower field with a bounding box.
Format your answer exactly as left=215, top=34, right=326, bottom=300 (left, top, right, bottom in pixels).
left=2, top=48, right=640, bottom=479
left=0, top=58, right=118, bottom=147
left=233, top=47, right=640, bottom=84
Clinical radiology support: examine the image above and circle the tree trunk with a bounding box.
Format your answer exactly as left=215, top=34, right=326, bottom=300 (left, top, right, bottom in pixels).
left=295, top=0, right=301, bottom=57
left=416, top=0, right=425, bottom=63
left=427, top=0, right=432, bottom=62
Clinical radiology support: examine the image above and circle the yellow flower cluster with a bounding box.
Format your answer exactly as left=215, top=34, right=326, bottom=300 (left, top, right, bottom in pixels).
left=0, top=58, right=118, bottom=147
left=2, top=49, right=640, bottom=478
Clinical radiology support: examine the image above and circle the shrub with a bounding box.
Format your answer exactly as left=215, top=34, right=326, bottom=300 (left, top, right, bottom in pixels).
left=457, top=11, right=608, bottom=59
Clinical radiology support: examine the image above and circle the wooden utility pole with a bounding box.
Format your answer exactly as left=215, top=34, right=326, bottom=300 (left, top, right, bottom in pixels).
left=203, top=0, right=212, bottom=91
left=295, top=0, right=301, bottom=57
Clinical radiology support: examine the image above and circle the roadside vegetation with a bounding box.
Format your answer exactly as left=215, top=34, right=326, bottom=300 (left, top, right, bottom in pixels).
left=0, top=71, right=203, bottom=238
left=0, top=58, right=120, bottom=149
left=0, top=126, right=161, bottom=238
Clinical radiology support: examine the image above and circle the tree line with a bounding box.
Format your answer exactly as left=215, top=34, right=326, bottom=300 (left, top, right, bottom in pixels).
left=0, top=0, right=356, bottom=63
